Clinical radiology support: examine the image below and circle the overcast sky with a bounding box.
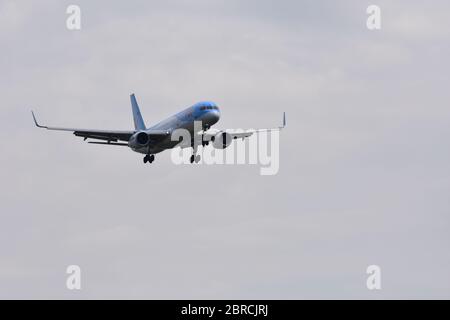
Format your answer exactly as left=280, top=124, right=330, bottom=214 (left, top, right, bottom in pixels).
left=1, top=0, right=450, bottom=299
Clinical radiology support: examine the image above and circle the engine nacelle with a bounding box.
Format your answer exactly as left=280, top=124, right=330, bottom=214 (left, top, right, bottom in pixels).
left=212, top=132, right=232, bottom=149
left=128, top=131, right=149, bottom=148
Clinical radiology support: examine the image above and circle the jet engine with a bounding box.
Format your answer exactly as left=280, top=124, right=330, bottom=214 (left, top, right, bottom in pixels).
left=128, top=131, right=149, bottom=148
left=212, top=132, right=233, bottom=149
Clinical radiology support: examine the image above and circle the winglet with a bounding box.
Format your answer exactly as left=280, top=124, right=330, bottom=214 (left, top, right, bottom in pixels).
left=280, top=112, right=286, bottom=129
left=31, top=111, right=47, bottom=129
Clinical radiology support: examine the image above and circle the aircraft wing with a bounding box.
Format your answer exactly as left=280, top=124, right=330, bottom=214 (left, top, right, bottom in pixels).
left=201, top=112, right=286, bottom=141
left=31, top=111, right=135, bottom=143
left=32, top=111, right=171, bottom=145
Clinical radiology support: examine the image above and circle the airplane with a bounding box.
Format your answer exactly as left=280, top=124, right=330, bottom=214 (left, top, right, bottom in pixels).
left=32, top=94, right=286, bottom=164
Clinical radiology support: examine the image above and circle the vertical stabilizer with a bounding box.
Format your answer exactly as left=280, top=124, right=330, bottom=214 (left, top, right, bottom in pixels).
left=130, top=93, right=146, bottom=130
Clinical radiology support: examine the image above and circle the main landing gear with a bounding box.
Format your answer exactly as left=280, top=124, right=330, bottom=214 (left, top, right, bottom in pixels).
left=143, top=154, right=155, bottom=164
left=190, top=154, right=201, bottom=164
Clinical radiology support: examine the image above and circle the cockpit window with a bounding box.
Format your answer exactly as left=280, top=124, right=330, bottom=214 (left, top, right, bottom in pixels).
left=199, top=104, right=218, bottom=110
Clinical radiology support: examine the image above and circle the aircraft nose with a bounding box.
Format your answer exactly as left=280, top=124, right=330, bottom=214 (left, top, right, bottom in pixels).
left=202, top=110, right=220, bottom=126
left=211, top=110, right=220, bottom=122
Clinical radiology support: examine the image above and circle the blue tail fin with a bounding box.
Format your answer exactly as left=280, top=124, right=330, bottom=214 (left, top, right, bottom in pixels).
left=130, top=93, right=146, bottom=130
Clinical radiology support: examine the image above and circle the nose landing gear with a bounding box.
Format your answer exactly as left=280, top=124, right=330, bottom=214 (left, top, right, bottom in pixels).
left=190, top=140, right=201, bottom=164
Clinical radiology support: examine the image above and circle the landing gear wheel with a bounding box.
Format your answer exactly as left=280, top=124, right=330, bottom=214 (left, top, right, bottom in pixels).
left=190, top=154, right=195, bottom=163
left=144, top=154, right=154, bottom=164
left=195, top=155, right=201, bottom=163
